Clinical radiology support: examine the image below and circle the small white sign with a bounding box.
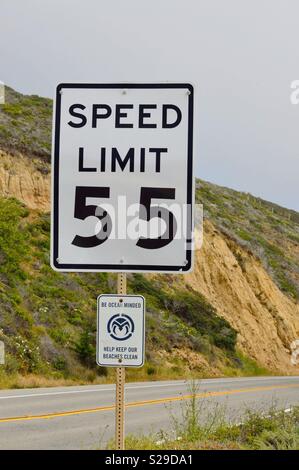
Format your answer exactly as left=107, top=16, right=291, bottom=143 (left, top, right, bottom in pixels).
left=0, top=341, right=4, bottom=365
left=51, top=83, right=194, bottom=273
left=97, top=294, right=145, bottom=367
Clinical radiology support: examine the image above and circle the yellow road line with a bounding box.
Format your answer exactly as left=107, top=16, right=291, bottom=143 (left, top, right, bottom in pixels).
left=0, top=383, right=298, bottom=424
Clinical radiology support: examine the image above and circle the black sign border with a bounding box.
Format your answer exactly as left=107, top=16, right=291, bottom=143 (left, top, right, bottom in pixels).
left=52, top=83, right=194, bottom=272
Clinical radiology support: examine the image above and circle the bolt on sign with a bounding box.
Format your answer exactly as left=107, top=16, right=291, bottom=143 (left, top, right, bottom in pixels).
left=51, top=83, right=194, bottom=272
left=97, top=295, right=145, bottom=367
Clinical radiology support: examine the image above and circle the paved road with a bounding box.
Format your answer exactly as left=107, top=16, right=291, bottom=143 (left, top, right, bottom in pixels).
left=0, top=376, right=298, bottom=449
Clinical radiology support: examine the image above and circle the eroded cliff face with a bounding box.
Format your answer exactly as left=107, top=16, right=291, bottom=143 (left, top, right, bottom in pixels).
left=183, top=221, right=299, bottom=373
left=0, top=150, right=50, bottom=211
left=1, top=149, right=298, bottom=373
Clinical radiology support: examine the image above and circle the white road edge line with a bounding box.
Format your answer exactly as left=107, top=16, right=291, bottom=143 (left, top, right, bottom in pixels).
left=0, top=377, right=298, bottom=400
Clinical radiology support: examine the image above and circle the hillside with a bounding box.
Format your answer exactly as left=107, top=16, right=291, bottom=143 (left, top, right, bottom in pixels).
left=0, top=86, right=299, bottom=387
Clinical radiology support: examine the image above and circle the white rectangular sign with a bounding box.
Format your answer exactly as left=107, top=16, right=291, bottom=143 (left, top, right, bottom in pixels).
left=51, top=83, right=194, bottom=272
left=97, top=294, right=145, bottom=368
left=0, top=341, right=4, bottom=365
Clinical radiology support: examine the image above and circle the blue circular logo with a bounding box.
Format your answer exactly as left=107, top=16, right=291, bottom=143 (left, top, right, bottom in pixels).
left=107, top=314, right=135, bottom=341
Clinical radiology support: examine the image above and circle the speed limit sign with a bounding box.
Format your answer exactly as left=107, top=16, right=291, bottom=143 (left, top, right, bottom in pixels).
left=51, top=83, right=194, bottom=272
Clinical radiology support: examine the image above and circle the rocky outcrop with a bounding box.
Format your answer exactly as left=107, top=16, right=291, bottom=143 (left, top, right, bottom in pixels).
left=184, top=221, right=299, bottom=373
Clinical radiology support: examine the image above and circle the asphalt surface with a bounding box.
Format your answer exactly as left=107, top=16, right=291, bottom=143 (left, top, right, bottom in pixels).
left=0, top=376, right=299, bottom=449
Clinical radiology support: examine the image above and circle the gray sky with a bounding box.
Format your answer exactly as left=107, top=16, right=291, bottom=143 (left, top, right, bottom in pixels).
left=0, top=0, right=298, bottom=210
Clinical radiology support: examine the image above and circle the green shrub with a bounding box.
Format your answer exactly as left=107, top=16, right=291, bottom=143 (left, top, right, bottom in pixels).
left=53, top=356, right=67, bottom=372
left=2, top=103, right=23, bottom=117
left=169, top=291, right=237, bottom=351
left=146, top=366, right=156, bottom=376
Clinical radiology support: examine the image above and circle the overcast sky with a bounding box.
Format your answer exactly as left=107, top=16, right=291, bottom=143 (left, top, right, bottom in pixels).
left=0, top=0, right=298, bottom=210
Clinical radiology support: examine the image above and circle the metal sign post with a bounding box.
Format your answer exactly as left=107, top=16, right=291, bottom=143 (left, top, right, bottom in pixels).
left=96, top=286, right=145, bottom=450
left=116, top=273, right=126, bottom=450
